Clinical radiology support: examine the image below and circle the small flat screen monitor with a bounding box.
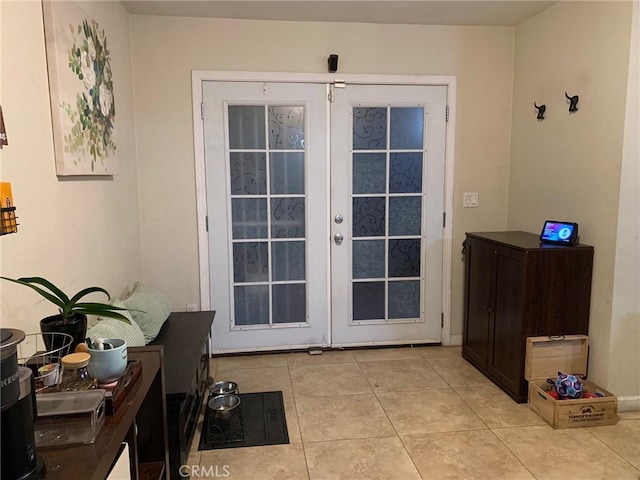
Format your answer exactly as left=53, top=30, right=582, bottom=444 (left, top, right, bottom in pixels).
left=540, top=221, right=578, bottom=245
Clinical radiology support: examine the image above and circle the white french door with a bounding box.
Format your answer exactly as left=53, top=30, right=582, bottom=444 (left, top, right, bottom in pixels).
left=203, top=82, right=330, bottom=352
left=201, top=79, right=447, bottom=353
left=330, top=84, right=447, bottom=346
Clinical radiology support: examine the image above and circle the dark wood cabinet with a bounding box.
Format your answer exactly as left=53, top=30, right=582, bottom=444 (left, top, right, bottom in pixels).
left=149, top=311, right=214, bottom=480
left=462, top=231, right=594, bottom=403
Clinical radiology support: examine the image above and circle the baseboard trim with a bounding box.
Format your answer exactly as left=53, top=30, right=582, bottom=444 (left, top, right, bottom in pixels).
left=617, top=396, right=640, bottom=412
left=448, top=334, right=462, bottom=346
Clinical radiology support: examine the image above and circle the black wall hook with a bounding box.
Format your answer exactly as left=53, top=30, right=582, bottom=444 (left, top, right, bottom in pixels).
left=534, top=102, right=546, bottom=120
left=565, top=92, right=579, bottom=112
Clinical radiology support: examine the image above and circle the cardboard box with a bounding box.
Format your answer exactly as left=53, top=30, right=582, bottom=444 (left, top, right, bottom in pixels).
left=525, top=335, right=618, bottom=429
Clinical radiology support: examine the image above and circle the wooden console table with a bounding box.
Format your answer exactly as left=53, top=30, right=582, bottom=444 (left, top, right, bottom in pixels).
left=38, top=346, right=170, bottom=480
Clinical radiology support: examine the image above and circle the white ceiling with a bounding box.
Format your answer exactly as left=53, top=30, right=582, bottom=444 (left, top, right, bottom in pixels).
left=120, top=0, right=556, bottom=27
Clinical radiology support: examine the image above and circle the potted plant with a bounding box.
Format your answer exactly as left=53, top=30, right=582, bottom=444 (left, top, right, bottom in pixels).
left=1, top=276, right=130, bottom=352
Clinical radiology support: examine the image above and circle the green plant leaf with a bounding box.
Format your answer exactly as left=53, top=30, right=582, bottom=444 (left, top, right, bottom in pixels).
left=73, top=308, right=131, bottom=324
left=1, top=277, right=67, bottom=309
left=68, top=286, right=110, bottom=306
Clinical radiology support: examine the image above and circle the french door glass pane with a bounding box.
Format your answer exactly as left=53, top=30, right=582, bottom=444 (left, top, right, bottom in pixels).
left=233, top=242, right=268, bottom=282
left=353, top=153, right=386, bottom=194
left=389, top=197, right=422, bottom=236
left=234, top=285, right=269, bottom=325
left=231, top=198, right=268, bottom=239
left=389, top=239, right=421, bottom=277
left=272, top=241, right=305, bottom=281
left=228, top=106, right=265, bottom=149
left=352, top=107, right=387, bottom=150
left=351, top=105, right=425, bottom=322
left=229, top=104, right=308, bottom=327
left=353, top=240, right=385, bottom=279
left=271, top=198, right=305, bottom=238
left=229, top=152, right=267, bottom=195
left=273, top=284, right=306, bottom=323
left=353, top=282, right=385, bottom=321
left=390, top=107, right=424, bottom=149
left=389, top=152, right=423, bottom=193
left=352, top=197, right=385, bottom=237
left=270, top=153, right=304, bottom=194
left=388, top=281, right=420, bottom=319
left=269, top=106, right=305, bottom=149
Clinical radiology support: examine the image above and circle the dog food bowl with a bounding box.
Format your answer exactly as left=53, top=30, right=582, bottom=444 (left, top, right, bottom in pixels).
left=209, top=381, right=239, bottom=396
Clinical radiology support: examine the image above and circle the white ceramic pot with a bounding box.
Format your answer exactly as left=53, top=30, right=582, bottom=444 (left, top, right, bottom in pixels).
left=87, top=338, right=127, bottom=383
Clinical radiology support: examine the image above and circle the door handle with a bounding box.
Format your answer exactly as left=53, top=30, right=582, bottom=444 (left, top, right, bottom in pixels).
left=334, top=233, right=344, bottom=245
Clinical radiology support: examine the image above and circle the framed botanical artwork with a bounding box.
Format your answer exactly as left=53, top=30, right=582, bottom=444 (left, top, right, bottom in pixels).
left=42, top=0, right=118, bottom=175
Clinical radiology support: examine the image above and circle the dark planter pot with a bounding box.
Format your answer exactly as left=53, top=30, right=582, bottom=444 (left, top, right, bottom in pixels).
left=40, top=314, right=87, bottom=354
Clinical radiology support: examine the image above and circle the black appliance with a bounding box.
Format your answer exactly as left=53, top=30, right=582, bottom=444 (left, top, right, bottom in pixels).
left=1, top=328, right=46, bottom=480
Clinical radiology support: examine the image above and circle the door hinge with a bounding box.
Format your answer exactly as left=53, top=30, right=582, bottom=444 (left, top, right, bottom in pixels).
left=441, top=313, right=444, bottom=328
left=328, top=81, right=346, bottom=103
left=446, top=105, right=449, bottom=122
left=201, top=102, right=204, bottom=119
left=205, top=216, right=208, bottom=232
left=443, top=212, right=446, bottom=228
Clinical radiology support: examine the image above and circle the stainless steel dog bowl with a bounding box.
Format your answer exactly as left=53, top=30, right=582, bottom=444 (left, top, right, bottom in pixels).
left=208, top=394, right=241, bottom=420
left=209, top=381, right=239, bottom=396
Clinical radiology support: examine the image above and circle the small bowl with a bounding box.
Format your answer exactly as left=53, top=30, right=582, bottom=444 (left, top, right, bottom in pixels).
left=207, top=394, right=241, bottom=420
left=209, top=381, right=238, bottom=396
left=87, top=338, right=127, bottom=383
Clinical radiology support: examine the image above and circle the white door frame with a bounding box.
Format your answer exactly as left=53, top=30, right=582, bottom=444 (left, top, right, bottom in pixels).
left=191, top=71, right=457, bottom=346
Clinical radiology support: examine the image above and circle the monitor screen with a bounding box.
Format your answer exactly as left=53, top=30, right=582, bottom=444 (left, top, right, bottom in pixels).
left=540, top=221, right=578, bottom=245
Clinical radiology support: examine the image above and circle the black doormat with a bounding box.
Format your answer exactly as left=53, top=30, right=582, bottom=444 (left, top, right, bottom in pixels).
left=199, top=391, right=289, bottom=450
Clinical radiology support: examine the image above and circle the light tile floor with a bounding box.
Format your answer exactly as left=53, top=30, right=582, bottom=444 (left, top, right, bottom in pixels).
left=186, top=346, right=640, bottom=480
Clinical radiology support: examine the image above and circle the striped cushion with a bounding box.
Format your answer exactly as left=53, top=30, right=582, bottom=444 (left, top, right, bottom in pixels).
left=87, top=299, right=145, bottom=347
left=120, top=282, right=171, bottom=344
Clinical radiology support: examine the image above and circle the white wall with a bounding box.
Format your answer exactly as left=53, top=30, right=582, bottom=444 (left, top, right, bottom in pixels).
left=609, top=1, right=640, bottom=408
left=130, top=15, right=515, bottom=335
left=0, top=0, right=141, bottom=335
left=508, top=1, right=633, bottom=389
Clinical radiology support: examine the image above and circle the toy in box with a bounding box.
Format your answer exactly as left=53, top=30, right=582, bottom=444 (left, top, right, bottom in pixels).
left=525, top=335, right=618, bottom=429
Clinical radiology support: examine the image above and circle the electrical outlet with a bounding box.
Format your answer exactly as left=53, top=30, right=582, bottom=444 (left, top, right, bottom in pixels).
left=186, top=304, right=197, bottom=312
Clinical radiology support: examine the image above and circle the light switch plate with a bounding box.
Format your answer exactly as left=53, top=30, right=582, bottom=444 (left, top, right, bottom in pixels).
left=463, top=192, right=479, bottom=208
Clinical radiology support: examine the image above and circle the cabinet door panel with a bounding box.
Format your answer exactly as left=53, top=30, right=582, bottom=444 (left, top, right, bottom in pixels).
left=463, top=240, right=495, bottom=369
left=488, top=250, right=524, bottom=393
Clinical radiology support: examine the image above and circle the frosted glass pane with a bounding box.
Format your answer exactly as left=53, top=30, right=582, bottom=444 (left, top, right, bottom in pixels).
left=230, top=152, right=266, bottom=195
left=353, top=282, right=385, bottom=321
left=270, top=153, right=305, bottom=194
left=269, top=106, right=305, bottom=150
left=271, top=198, right=305, bottom=238
left=353, top=107, right=387, bottom=150
left=353, top=240, right=385, bottom=279
left=234, top=285, right=269, bottom=325
left=232, top=198, right=267, bottom=239
left=352, top=197, right=385, bottom=237
left=389, top=152, right=423, bottom=193
left=389, top=197, right=421, bottom=236
left=390, top=107, right=424, bottom=149
left=228, top=106, right=265, bottom=149
left=388, top=281, right=420, bottom=319
left=233, top=242, right=268, bottom=283
left=353, top=153, right=386, bottom=194
left=272, top=241, right=305, bottom=281
left=389, top=239, right=421, bottom=277
left=273, top=284, right=306, bottom=323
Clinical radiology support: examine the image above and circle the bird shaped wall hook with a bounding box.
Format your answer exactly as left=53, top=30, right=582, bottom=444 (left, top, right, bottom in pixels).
left=565, top=92, right=579, bottom=113
left=534, top=102, right=546, bottom=120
